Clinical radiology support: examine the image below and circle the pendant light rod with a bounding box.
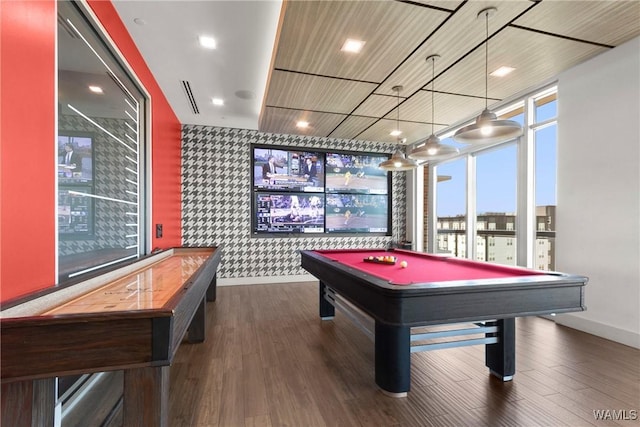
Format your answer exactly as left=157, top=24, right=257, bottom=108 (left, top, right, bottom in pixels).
left=484, top=9, right=488, bottom=108
left=408, top=54, right=459, bottom=162
left=425, top=54, right=440, bottom=135
left=392, top=85, right=403, bottom=138
left=478, top=7, right=496, bottom=109
left=453, top=7, right=521, bottom=145
left=379, top=84, right=417, bottom=171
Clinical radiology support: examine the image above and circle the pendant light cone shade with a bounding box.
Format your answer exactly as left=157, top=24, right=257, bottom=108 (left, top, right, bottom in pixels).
left=409, top=54, right=459, bottom=161
left=409, top=134, right=460, bottom=161
left=453, top=108, right=522, bottom=144
left=379, top=148, right=417, bottom=171
left=379, top=85, right=417, bottom=171
left=453, top=7, right=522, bottom=144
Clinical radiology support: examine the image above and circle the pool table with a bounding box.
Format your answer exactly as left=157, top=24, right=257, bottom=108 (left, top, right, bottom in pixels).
left=300, top=248, right=587, bottom=397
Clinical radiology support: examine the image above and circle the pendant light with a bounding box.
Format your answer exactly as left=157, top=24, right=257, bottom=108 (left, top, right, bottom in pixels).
left=409, top=55, right=460, bottom=161
left=453, top=7, right=522, bottom=144
left=379, top=85, right=417, bottom=171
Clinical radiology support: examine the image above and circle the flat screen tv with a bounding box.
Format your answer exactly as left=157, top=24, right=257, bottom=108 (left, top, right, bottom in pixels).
left=58, top=186, right=94, bottom=238
left=254, top=193, right=325, bottom=234
left=325, top=194, right=388, bottom=233
left=253, top=146, right=324, bottom=193
left=58, top=133, right=93, bottom=184
left=325, top=152, right=389, bottom=194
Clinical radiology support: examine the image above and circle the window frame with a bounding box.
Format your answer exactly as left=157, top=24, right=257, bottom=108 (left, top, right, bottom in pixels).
left=55, top=0, right=151, bottom=284
left=426, top=83, right=558, bottom=269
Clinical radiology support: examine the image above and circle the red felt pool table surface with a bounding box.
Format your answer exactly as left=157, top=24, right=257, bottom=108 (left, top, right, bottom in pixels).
left=315, top=249, right=544, bottom=285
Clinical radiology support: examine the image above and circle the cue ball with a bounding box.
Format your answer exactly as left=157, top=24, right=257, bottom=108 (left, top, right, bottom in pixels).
left=400, top=260, right=408, bottom=268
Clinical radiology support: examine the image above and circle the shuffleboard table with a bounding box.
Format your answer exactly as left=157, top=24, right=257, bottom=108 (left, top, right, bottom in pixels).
left=300, top=248, right=587, bottom=397
left=1, top=246, right=222, bottom=427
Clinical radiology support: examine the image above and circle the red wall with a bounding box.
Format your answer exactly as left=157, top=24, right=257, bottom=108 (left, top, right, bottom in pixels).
left=87, top=1, right=182, bottom=251
left=1, top=0, right=57, bottom=301
left=0, top=0, right=182, bottom=302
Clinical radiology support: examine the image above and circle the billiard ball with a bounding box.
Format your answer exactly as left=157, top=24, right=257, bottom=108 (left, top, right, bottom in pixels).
left=400, top=260, right=408, bottom=268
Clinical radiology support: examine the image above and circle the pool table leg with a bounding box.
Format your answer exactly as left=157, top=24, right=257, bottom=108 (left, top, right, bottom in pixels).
left=375, top=321, right=410, bottom=397
left=485, top=318, right=515, bottom=381
left=206, top=272, right=217, bottom=302
left=319, top=282, right=335, bottom=319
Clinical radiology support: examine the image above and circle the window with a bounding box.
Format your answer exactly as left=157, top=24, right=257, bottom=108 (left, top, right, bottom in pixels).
left=435, top=156, right=466, bottom=256
left=428, top=86, right=557, bottom=271
left=475, top=144, right=517, bottom=266
left=533, top=95, right=557, bottom=271
left=57, top=1, right=147, bottom=281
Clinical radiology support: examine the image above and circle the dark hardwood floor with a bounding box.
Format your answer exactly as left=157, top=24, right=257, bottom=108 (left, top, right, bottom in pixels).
left=169, top=282, right=640, bottom=426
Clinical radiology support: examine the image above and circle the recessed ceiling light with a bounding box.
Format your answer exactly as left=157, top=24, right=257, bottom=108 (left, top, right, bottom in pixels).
left=390, top=129, right=402, bottom=137
left=490, top=66, right=515, bottom=77
left=88, top=85, right=103, bottom=94
left=212, top=98, right=224, bottom=106
left=199, top=35, right=217, bottom=49
left=341, top=39, right=365, bottom=53
left=296, top=121, right=309, bottom=129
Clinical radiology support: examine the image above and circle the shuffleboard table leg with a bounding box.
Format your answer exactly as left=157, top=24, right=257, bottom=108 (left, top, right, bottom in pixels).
left=485, top=318, right=516, bottom=381
left=1, top=378, right=55, bottom=427
left=124, top=366, right=170, bottom=427
left=375, top=321, right=410, bottom=397
left=206, top=272, right=217, bottom=302
left=188, top=297, right=206, bottom=343
left=319, top=281, right=335, bottom=320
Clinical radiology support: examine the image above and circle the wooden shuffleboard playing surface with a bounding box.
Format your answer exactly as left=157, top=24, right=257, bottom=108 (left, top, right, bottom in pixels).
left=44, top=249, right=213, bottom=315
left=1, top=246, right=222, bottom=427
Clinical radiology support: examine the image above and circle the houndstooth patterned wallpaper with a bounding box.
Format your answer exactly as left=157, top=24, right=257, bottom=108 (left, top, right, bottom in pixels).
left=59, top=115, right=135, bottom=256
left=182, top=125, right=407, bottom=279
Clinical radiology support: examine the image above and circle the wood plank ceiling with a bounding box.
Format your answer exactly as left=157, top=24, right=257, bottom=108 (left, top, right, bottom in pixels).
left=259, top=0, right=640, bottom=146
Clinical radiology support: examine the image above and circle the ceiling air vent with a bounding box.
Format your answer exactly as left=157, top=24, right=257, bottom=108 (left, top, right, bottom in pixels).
left=181, top=80, right=200, bottom=115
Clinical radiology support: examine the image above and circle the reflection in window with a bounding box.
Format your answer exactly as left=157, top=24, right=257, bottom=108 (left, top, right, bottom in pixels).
left=57, top=1, right=146, bottom=280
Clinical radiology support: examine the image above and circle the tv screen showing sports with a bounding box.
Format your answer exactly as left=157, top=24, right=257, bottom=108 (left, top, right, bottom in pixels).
left=325, top=152, right=389, bottom=194
left=58, top=134, right=93, bottom=184
left=254, top=193, right=325, bottom=234
left=325, top=194, right=388, bottom=233
left=253, top=146, right=324, bottom=192
left=58, top=186, right=94, bottom=238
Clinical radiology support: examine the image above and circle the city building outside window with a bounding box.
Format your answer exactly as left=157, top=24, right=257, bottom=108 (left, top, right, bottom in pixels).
left=432, top=86, right=557, bottom=270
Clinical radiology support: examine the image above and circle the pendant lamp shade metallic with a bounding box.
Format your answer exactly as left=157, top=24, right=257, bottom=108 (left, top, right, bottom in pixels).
left=379, top=85, right=417, bottom=171
left=409, top=134, right=460, bottom=161
left=409, top=55, right=460, bottom=161
left=453, top=7, right=522, bottom=144
left=379, top=148, right=418, bottom=171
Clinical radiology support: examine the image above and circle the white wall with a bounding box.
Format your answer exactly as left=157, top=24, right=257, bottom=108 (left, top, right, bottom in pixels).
left=556, top=36, right=640, bottom=348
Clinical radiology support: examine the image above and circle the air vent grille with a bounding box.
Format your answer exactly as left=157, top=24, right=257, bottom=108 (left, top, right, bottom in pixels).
left=181, top=80, right=200, bottom=115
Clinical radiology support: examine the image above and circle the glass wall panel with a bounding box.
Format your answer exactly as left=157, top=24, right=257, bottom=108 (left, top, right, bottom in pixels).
left=475, top=145, right=517, bottom=265
left=534, top=122, right=557, bottom=271
left=57, top=1, right=145, bottom=280
left=535, top=95, right=557, bottom=123
left=435, top=158, right=466, bottom=257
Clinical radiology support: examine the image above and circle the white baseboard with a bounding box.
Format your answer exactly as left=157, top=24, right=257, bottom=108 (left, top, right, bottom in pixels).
left=555, top=313, right=640, bottom=349
left=218, top=274, right=317, bottom=286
